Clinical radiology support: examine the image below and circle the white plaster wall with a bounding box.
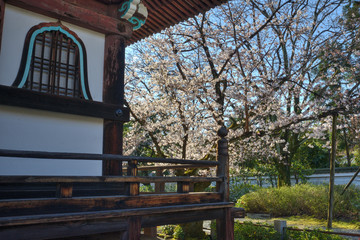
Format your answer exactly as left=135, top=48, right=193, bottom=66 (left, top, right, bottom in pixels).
left=0, top=4, right=105, bottom=175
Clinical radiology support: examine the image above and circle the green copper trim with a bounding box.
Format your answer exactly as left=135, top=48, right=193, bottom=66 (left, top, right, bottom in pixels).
left=18, top=26, right=89, bottom=100
left=129, top=16, right=146, bottom=30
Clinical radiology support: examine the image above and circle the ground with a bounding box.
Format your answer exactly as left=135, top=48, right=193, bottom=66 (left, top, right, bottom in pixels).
left=237, top=214, right=360, bottom=240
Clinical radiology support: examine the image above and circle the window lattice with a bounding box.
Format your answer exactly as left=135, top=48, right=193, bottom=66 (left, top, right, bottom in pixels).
left=24, top=31, right=82, bottom=98
left=13, top=23, right=92, bottom=100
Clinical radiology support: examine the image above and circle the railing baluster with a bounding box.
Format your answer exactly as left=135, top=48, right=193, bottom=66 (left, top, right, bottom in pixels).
left=177, top=181, right=190, bottom=193
left=127, top=160, right=139, bottom=196
left=216, top=126, right=233, bottom=240
left=56, top=183, right=73, bottom=198
left=155, top=169, right=165, bottom=193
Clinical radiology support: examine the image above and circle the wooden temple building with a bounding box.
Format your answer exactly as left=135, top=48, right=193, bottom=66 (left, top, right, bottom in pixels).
left=0, top=0, right=244, bottom=239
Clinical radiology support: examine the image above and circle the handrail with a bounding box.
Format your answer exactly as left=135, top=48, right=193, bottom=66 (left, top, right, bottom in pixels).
left=0, top=149, right=218, bottom=166
left=0, top=175, right=222, bottom=183
left=135, top=164, right=216, bottom=171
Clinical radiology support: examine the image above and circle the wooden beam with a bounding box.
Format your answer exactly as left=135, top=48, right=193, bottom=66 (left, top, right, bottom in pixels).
left=0, top=193, right=223, bottom=218
left=0, top=85, right=130, bottom=121
left=0, top=207, right=234, bottom=240
left=141, top=208, right=224, bottom=227
left=0, top=219, right=128, bottom=240
left=6, top=0, right=132, bottom=37
left=0, top=202, right=233, bottom=227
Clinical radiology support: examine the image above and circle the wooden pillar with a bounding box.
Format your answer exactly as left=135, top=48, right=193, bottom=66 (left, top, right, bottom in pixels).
left=216, top=126, right=233, bottom=240
left=216, top=208, right=234, bottom=240
left=102, top=32, right=141, bottom=240
left=102, top=34, right=126, bottom=176
left=0, top=0, right=4, bottom=52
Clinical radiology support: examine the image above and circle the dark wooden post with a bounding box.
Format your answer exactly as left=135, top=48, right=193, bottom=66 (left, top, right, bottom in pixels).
left=102, top=34, right=126, bottom=176
left=216, top=126, right=234, bottom=240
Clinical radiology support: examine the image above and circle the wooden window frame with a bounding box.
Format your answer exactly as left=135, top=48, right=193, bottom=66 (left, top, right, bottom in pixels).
left=13, top=22, right=92, bottom=100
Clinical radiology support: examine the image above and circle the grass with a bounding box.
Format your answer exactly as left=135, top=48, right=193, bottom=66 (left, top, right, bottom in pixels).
left=238, top=215, right=360, bottom=230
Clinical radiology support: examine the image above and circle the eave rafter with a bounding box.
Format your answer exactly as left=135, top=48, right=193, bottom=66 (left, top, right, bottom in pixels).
left=2, top=0, right=229, bottom=45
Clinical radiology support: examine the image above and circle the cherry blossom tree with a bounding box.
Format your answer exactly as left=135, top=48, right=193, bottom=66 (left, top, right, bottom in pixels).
left=124, top=0, right=359, bottom=187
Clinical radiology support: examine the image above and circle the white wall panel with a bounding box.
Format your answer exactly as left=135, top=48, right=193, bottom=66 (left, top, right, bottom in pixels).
left=0, top=5, right=105, bottom=175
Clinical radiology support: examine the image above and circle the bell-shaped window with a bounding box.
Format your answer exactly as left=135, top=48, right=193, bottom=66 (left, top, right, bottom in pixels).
left=13, top=22, right=92, bottom=100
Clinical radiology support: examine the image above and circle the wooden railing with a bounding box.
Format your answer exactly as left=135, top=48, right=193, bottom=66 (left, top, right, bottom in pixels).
left=0, top=127, right=236, bottom=239
left=0, top=148, right=221, bottom=196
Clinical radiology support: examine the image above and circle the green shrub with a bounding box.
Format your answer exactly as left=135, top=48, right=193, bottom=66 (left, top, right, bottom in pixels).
left=173, top=225, right=185, bottom=239
left=236, top=184, right=360, bottom=221
left=139, top=183, right=154, bottom=192
left=230, top=182, right=260, bottom=202
left=161, top=225, right=176, bottom=235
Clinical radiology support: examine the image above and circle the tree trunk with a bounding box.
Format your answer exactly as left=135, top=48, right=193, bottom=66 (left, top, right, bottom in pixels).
left=342, top=128, right=351, bottom=167
left=327, top=114, right=337, bottom=229
left=277, top=163, right=291, bottom=187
